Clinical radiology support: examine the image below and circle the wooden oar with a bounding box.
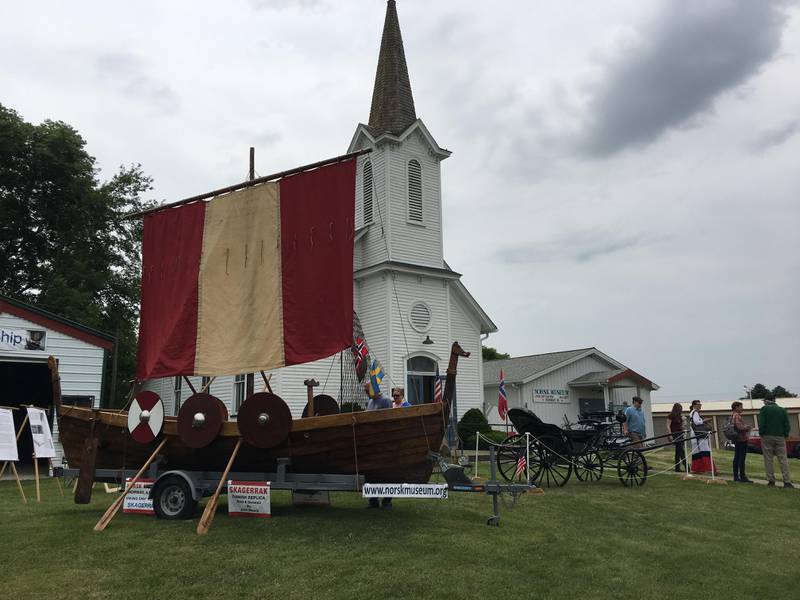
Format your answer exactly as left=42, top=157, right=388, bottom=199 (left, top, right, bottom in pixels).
left=197, top=438, right=242, bottom=535
left=94, top=439, right=167, bottom=532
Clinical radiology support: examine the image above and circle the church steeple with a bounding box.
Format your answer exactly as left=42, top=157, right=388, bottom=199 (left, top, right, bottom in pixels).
left=368, top=0, right=417, bottom=135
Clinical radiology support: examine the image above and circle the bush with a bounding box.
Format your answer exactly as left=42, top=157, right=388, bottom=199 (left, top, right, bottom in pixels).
left=462, top=429, right=511, bottom=450
left=457, top=408, right=491, bottom=444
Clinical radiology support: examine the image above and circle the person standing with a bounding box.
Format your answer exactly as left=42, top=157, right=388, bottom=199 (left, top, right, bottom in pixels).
left=364, top=383, right=393, bottom=508
left=758, top=397, right=794, bottom=488
left=623, top=396, right=646, bottom=448
left=667, top=403, right=686, bottom=472
left=730, top=401, right=752, bottom=483
left=391, top=387, right=411, bottom=408
left=688, top=400, right=715, bottom=474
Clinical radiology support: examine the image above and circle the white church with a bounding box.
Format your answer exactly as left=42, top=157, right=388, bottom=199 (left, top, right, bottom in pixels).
left=144, top=0, right=496, bottom=420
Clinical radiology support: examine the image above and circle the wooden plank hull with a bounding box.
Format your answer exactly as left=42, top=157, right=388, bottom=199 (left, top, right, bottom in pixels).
left=58, top=403, right=449, bottom=484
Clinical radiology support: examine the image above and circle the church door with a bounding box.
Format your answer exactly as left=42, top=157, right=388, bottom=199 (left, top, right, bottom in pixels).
left=406, top=355, right=438, bottom=405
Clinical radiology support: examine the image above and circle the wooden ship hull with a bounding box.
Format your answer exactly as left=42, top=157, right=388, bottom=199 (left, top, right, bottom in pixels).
left=54, top=343, right=468, bottom=486
left=57, top=402, right=447, bottom=483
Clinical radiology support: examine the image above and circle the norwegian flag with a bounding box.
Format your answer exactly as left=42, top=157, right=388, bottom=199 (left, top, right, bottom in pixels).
left=513, top=452, right=527, bottom=479
left=352, top=336, right=368, bottom=369
left=433, top=364, right=443, bottom=403
left=498, top=368, right=508, bottom=420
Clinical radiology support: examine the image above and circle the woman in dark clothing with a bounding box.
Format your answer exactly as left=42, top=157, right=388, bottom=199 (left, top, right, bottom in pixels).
left=731, top=401, right=753, bottom=483
left=667, top=403, right=686, bottom=472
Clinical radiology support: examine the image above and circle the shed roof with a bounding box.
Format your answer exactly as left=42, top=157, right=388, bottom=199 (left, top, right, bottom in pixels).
left=484, top=348, right=597, bottom=385
left=0, top=294, right=114, bottom=351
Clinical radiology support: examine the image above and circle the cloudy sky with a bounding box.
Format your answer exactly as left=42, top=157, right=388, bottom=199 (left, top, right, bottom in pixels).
left=2, top=0, right=798, bottom=403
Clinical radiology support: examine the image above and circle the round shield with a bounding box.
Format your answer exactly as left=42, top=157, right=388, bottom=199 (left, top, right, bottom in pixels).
left=127, top=391, right=164, bottom=444
left=301, top=394, right=340, bottom=418
left=177, top=393, right=227, bottom=449
left=237, top=393, right=292, bottom=449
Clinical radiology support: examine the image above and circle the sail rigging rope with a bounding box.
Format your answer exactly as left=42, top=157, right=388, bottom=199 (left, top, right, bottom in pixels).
left=350, top=415, right=361, bottom=489
left=369, top=162, right=411, bottom=387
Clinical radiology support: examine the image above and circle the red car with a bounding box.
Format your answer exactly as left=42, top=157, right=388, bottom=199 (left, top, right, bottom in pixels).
left=746, top=430, right=800, bottom=459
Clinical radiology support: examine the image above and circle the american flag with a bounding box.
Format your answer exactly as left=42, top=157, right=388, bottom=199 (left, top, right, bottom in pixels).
left=498, top=368, right=508, bottom=420
left=513, top=452, right=527, bottom=479
left=433, top=364, right=443, bottom=403
left=352, top=336, right=368, bottom=369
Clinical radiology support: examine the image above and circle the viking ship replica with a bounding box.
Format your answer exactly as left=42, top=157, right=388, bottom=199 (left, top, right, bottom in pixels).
left=53, top=152, right=470, bottom=506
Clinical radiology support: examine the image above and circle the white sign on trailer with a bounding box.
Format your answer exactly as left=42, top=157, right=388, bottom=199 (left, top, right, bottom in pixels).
left=26, top=407, right=56, bottom=458
left=122, top=478, right=155, bottom=515
left=227, top=481, right=271, bottom=517
left=0, top=409, right=19, bottom=462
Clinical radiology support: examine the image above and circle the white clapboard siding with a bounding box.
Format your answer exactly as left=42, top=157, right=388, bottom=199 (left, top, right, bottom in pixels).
left=448, top=290, right=482, bottom=420
left=355, top=150, right=389, bottom=269
left=0, top=312, right=105, bottom=464
left=387, top=272, right=449, bottom=389
left=385, top=133, right=443, bottom=269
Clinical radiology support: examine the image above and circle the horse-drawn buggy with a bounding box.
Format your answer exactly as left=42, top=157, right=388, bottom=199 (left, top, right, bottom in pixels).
left=496, top=408, right=649, bottom=487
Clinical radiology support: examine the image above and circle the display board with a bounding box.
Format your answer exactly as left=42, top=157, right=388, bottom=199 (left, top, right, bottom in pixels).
left=532, top=388, right=570, bottom=404
left=27, top=407, right=56, bottom=458
left=0, top=327, right=47, bottom=352
left=0, top=408, right=19, bottom=462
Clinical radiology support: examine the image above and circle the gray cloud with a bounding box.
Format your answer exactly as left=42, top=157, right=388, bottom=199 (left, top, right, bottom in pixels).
left=578, top=1, right=789, bottom=156
left=750, top=118, right=800, bottom=150
left=496, top=230, right=666, bottom=265
left=95, top=52, right=180, bottom=115
left=250, top=0, right=325, bottom=10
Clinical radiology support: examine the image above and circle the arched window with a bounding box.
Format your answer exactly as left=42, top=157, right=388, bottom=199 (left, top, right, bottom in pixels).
left=407, top=159, right=422, bottom=222
left=406, top=355, right=440, bottom=405
left=363, top=161, right=374, bottom=225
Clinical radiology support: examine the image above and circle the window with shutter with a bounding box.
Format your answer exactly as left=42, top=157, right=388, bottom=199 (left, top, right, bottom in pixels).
left=407, top=159, right=422, bottom=223
left=363, top=161, right=373, bottom=225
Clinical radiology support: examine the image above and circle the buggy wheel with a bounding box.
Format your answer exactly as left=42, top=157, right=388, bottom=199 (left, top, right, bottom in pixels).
left=496, top=435, right=538, bottom=483
left=574, top=450, right=604, bottom=482
left=533, top=434, right=573, bottom=488
left=617, top=449, right=647, bottom=487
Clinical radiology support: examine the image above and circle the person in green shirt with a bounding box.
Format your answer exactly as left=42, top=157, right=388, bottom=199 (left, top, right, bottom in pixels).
left=757, top=397, right=794, bottom=488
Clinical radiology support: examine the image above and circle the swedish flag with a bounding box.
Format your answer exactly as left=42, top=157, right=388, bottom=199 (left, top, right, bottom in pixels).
left=368, top=359, right=385, bottom=396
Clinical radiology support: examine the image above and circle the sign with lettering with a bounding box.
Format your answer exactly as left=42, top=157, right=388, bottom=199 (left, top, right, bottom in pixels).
left=123, top=478, right=155, bottom=515
left=227, top=480, right=271, bottom=517
left=27, top=407, right=56, bottom=458
left=533, top=388, right=570, bottom=404
left=0, top=409, right=19, bottom=462
left=0, top=328, right=47, bottom=352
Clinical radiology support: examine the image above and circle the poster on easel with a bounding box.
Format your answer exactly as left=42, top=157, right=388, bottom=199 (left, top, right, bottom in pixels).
left=27, top=407, right=56, bottom=458
left=0, top=408, right=19, bottom=462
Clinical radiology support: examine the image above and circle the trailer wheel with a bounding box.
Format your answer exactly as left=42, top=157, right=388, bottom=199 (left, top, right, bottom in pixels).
left=153, top=476, right=197, bottom=520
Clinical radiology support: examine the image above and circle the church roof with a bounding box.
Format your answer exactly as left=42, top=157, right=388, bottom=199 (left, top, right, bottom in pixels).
left=368, top=0, right=417, bottom=135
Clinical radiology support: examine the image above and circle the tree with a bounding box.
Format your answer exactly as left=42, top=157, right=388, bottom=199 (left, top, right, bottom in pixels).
left=0, top=104, right=156, bottom=406
left=742, top=383, right=797, bottom=400
left=482, top=345, right=510, bottom=361
left=771, top=386, right=796, bottom=398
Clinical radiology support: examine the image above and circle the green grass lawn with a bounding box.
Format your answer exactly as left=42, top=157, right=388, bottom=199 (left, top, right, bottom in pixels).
left=1, top=466, right=798, bottom=600
left=646, top=446, right=800, bottom=481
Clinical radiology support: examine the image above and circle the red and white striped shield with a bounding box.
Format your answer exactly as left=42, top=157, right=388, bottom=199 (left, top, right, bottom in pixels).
left=127, top=391, right=164, bottom=444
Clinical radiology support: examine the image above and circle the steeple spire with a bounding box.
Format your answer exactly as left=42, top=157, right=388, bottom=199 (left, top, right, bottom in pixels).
left=368, top=0, right=417, bottom=135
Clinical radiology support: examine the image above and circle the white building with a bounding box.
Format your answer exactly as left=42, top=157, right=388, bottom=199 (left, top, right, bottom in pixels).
left=483, top=348, right=658, bottom=434
left=0, top=293, right=113, bottom=465
left=144, top=0, right=496, bottom=420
